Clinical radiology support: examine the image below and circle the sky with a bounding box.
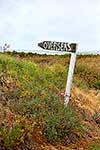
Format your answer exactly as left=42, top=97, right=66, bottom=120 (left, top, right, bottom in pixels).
left=0, top=0, right=100, bottom=53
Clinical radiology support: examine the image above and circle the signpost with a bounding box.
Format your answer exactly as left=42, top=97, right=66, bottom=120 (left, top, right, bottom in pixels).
left=38, top=41, right=78, bottom=106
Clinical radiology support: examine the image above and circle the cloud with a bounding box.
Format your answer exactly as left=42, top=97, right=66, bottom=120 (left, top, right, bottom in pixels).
left=0, top=0, right=100, bottom=52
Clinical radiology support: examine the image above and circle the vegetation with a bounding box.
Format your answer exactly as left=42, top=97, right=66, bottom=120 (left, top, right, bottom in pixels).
left=0, top=52, right=100, bottom=149
left=89, top=141, right=100, bottom=150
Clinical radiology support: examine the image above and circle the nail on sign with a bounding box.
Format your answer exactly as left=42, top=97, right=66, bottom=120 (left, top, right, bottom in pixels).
left=38, top=41, right=77, bottom=52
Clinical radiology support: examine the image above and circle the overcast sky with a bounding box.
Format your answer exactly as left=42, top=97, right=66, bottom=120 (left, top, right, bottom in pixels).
left=0, top=0, right=100, bottom=52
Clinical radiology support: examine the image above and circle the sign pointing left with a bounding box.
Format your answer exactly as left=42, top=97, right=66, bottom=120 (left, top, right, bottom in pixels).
left=38, top=41, right=77, bottom=53
left=38, top=40, right=78, bottom=107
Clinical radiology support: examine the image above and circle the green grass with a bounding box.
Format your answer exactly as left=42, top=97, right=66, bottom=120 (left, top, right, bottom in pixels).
left=0, top=53, right=100, bottom=110
left=0, top=52, right=100, bottom=147
left=89, top=141, right=100, bottom=150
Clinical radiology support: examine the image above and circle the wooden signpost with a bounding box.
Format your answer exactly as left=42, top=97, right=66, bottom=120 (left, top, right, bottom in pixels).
left=38, top=41, right=78, bottom=106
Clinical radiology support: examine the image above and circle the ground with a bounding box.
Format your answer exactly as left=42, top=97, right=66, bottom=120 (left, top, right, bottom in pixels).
left=0, top=52, right=100, bottom=150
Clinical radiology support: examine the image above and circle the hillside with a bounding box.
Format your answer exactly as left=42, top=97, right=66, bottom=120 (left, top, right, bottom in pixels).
left=0, top=52, right=100, bottom=150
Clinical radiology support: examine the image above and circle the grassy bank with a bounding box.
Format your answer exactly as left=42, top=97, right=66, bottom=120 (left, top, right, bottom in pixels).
left=0, top=52, right=100, bottom=149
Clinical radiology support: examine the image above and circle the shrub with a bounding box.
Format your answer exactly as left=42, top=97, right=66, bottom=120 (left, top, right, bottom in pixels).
left=94, top=81, right=100, bottom=90
left=74, top=64, right=100, bottom=90
left=89, top=142, right=100, bottom=150
left=23, top=90, right=84, bottom=143
left=0, top=124, right=32, bottom=150
left=43, top=105, right=83, bottom=143
left=93, top=111, right=100, bottom=124
left=0, top=125, right=22, bottom=149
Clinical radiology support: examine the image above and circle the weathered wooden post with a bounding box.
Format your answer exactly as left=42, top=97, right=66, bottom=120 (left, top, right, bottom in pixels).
left=64, top=44, right=77, bottom=106
left=38, top=41, right=78, bottom=107
left=64, top=52, right=77, bottom=106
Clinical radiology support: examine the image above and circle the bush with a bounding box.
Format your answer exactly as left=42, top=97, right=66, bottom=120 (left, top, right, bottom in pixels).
left=0, top=124, right=32, bottom=150
left=89, top=142, right=100, bottom=150
left=94, top=81, right=100, bottom=90
left=44, top=105, right=83, bottom=143
left=0, top=125, right=22, bottom=149
left=93, top=111, right=100, bottom=124
left=23, top=91, right=84, bottom=143
left=74, top=64, right=100, bottom=90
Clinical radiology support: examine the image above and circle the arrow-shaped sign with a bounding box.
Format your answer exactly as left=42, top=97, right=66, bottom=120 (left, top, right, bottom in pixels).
left=38, top=40, right=78, bottom=107
left=38, top=41, right=77, bottom=52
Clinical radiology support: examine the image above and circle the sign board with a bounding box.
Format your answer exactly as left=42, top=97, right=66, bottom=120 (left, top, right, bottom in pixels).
left=38, top=40, right=78, bottom=106
left=38, top=41, right=77, bottom=53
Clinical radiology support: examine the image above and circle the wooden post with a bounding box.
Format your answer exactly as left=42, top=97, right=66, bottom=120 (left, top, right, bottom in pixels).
left=64, top=45, right=77, bottom=106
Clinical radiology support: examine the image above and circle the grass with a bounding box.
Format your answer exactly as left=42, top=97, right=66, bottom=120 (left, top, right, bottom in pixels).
left=0, top=52, right=100, bottom=148
left=89, top=141, right=100, bottom=150
left=90, top=145, right=100, bottom=150
left=0, top=123, right=33, bottom=150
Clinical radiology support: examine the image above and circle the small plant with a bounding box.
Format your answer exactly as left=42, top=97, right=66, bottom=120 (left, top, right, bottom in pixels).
left=93, top=111, right=100, bottom=125
left=0, top=124, right=32, bottom=150
left=74, top=63, right=100, bottom=90
left=89, top=142, right=100, bottom=150
left=44, top=105, right=84, bottom=143
left=94, top=81, right=100, bottom=90
left=0, top=125, right=22, bottom=149
left=23, top=90, right=84, bottom=143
